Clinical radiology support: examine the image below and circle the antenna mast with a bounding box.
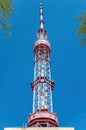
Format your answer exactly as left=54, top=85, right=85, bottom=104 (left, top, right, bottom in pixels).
left=40, top=1, right=44, bottom=29
left=28, top=1, right=58, bottom=127
left=37, top=0, right=47, bottom=40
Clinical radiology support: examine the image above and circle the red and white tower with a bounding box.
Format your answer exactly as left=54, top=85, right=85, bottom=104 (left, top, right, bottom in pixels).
left=28, top=1, right=58, bottom=127
left=4, top=1, right=74, bottom=130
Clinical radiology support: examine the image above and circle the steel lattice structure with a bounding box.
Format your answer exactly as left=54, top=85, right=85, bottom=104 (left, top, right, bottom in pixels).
left=32, top=39, right=54, bottom=113
left=28, top=2, right=58, bottom=127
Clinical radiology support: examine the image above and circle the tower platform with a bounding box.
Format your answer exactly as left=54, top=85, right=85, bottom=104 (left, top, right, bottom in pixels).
left=4, top=127, right=74, bottom=130
left=28, top=109, right=58, bottom=127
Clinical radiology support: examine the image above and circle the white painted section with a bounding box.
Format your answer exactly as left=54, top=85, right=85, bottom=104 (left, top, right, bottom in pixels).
left=40, top=23, right=43, bottom=29
left=34, top=39, right=50, bottom=48
left=33, top=55, right=36, bottom=112
left=40, top=9, right=42, bottom=14
left=4, top=127, right=74, bottom=130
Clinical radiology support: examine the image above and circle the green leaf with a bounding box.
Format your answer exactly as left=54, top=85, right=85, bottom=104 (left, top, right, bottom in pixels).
left=0, top=0, right=13, bottom=36
left=76, top=11, right=86, bottom=46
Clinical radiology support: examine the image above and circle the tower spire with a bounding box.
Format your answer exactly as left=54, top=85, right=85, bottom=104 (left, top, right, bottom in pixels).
left=37, top=1, right=47, bottom=40
left=40, top=1, right=44, bottom=29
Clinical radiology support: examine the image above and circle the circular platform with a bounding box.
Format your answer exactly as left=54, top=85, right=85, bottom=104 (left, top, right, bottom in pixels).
left=28, top=109, right=58, bottom=127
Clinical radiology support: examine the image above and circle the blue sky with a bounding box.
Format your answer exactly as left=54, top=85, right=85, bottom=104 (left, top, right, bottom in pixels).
left=0, top=0, right=86, bottom=130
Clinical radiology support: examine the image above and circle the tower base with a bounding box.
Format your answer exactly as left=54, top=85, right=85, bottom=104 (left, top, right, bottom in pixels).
left=4, top=127, right=74, bottom=130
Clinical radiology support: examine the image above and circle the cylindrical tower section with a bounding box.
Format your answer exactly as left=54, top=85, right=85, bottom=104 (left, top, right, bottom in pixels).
left=31, top=39, right=54, bottom=113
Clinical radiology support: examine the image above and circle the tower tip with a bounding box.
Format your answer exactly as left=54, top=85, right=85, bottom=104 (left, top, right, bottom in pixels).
left=37, top=0, right=47, bottom=39
left=40, top=0, right=44, bottom=29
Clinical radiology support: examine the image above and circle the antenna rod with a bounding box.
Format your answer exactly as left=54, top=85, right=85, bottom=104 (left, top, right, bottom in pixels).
left=40, top=1, right=44, bottom=29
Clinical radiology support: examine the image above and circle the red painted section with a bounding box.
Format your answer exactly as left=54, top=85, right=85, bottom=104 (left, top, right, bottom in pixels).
left=31, top=76, right=54, bottom=90
left=28, top=109, right=58, bottom=127
left=40, top=20, right=44, bottom=24
left=28, top=118, right=58, bottom=127
left=34, top=44, right=50, bottom=54
left=38, top=28, right=46, bottom=34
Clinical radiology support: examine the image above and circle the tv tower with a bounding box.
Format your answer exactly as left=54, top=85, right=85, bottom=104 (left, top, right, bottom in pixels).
left=4, top=1, right=74, bottom=130
left=28, top=1, right=58, bottom=127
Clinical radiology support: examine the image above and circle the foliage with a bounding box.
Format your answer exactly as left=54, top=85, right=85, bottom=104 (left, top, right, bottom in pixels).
left=0, top=0, right=12, bottom=36
left=76, top=11, right=86, bottom=46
